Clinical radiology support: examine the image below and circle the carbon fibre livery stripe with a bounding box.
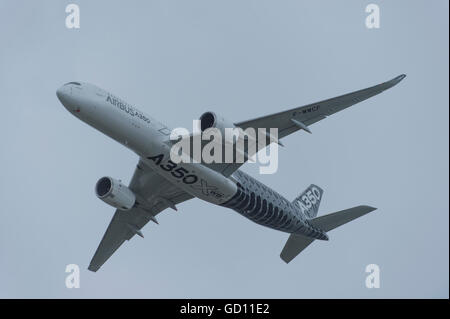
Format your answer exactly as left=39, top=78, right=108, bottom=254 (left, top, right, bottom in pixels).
left=220, top=170, right=328, bottom=240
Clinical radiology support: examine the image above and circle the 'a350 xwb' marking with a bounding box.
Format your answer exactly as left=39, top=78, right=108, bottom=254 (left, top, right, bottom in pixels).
left=147, top=154, right=198, bottom=185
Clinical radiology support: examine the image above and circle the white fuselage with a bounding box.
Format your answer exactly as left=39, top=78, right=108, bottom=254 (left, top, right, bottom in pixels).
left=56, top=82, right=237, bottom=205
left=57, top=81, right=328, bottom=240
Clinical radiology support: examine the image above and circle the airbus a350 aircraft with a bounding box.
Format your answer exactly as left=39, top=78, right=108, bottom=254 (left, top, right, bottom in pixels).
left=57, top=74, right=405, bottom=272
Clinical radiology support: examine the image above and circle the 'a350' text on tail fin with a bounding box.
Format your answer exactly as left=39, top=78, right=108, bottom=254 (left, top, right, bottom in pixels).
left=292, top=184, right=324, bottom=219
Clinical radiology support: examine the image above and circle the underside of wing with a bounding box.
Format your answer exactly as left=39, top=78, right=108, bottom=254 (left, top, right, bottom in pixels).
left=88, top=160, right=193, bottom=272
left=218, top=74, right=406, bottom=175
left=236, top=74, right=406, bottom=138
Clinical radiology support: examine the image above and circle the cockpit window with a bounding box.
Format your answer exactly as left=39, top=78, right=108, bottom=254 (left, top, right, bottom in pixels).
left=65, top=82, right=81, bottom=86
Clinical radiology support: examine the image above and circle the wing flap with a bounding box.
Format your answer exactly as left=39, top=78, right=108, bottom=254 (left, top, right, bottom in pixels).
left=88, top=159, right=194, bottom=272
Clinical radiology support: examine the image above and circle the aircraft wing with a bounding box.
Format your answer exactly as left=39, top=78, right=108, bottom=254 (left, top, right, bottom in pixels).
left=88, top=159, right=194, bottom=272
left=215, top=74, right=406, bottom=176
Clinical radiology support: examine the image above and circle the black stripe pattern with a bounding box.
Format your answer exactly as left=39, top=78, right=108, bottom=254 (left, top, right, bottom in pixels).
left=220, top=170, right=327, bottom=240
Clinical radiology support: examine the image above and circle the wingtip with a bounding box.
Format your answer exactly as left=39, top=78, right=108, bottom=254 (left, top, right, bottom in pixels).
left=360, top=205, right=377, bottom=212
left=390, top=74, right=407, bottom=86
left=280, top=254, right=291, bottom=264
left=88, top=265, right=99, bottom=272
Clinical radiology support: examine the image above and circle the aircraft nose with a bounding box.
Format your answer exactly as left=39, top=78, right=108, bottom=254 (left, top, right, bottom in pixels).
left=56, top=83, right=81, bottom=113
left=56, top=85, right=70, bottom=105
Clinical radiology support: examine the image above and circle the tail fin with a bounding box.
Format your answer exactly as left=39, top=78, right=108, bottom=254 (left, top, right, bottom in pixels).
left=292, top=184, right=324, bottom=219
left=280, top=205, right=377, bottom=263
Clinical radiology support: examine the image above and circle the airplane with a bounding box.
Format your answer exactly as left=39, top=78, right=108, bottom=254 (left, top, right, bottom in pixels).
left=56, top=74, right=406, bottom=272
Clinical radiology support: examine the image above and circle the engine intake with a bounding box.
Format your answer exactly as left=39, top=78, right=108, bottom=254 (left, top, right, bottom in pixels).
left=199, top=112, right=236, bottom=132
left=199, top=111, right=241, bottom=145
left=95, top=176, right=136, bottom=211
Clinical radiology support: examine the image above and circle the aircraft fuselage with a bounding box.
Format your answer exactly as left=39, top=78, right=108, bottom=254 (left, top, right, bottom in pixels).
left=57, top=81, right=328, bottom=240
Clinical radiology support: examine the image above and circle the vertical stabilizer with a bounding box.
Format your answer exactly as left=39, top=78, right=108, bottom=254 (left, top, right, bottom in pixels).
left=292, top=184, right=323, bottom=219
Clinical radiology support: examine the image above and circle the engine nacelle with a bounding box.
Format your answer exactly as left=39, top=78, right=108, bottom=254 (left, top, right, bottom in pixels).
left=200, top=111, right=241, bottom=145
left=200, top=111, right=236, bottom=134
left=95, top=177, right=136, bottom=211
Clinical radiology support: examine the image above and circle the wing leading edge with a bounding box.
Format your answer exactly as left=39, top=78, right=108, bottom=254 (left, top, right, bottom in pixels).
left=88, top=160, right=193, bottom=272
left=236, top=74, right=406, bottom=138
left=217, top=74, right=406, bottom=176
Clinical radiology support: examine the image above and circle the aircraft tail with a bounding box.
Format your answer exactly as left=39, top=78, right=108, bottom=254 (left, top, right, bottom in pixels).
left=292, top=184, right=324, bottom=219
left=280, top=205, right=377, bottom=263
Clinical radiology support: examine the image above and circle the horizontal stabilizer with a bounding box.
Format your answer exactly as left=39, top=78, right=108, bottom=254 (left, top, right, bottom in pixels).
left=280, top=205, right=377, bottom=263
left=309, top=205, right=377, bottom=232
left=280, top=234, right=315, bottom=263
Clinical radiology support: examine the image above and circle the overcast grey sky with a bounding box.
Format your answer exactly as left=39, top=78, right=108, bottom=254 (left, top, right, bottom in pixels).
left=0, top=1, right=448, bottom=298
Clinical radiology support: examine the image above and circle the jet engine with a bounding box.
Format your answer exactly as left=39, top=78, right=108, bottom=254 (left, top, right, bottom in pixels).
left=199, top=112, right=236, bottom=133
left=95, top=177, right=136, bottom=211
left=199, top=111, right=241, bottom=144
